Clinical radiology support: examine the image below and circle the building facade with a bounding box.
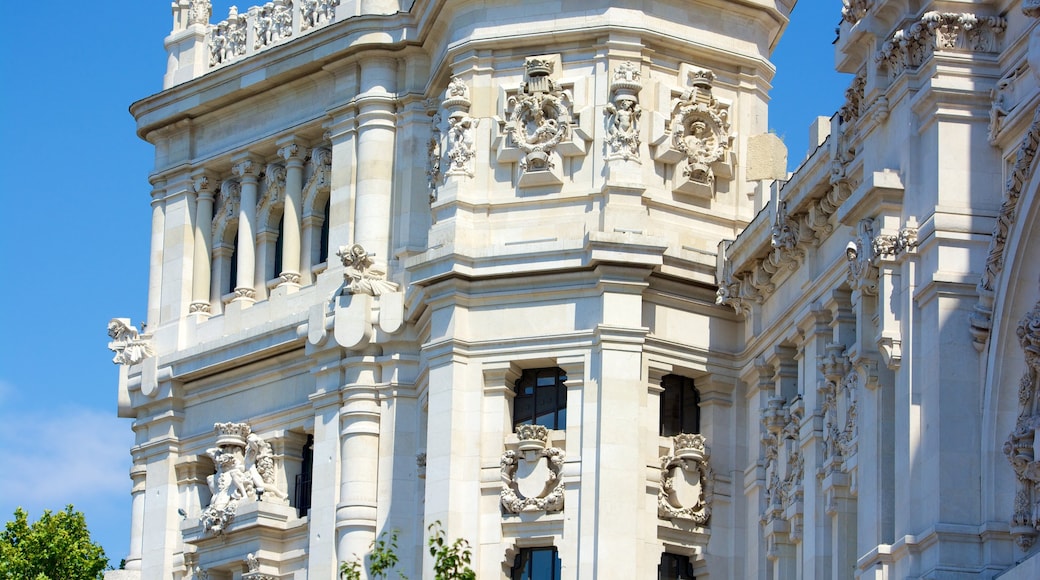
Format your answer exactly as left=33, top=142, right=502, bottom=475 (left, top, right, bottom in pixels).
left=108, top=0, right=1040, bottom=578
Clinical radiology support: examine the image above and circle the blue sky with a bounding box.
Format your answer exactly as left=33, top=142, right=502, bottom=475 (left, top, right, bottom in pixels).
left=0, top=1, right=847, bottom=567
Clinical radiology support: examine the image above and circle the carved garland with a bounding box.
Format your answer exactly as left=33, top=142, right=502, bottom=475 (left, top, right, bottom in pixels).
left=972, top=108, right=1040, bottom=349
left=658, top=433, right=714, bottom=524
left=500, top=425, right=565, bottom=514
left=1004, top=293, right=1040, bottom=550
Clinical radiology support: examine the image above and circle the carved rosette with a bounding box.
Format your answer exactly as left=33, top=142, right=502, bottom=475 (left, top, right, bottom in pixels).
left=658, top=433, right=714, bottom=524
left=337, top=243, right=398, bottom=296
left=442, top=77, right=476, bottom=179
left=876, top=12, right=1006, bottom=78
left=107, top=318, right=154, bottom=366
left=500, top=428, right=566, bottom=514
left=200, top=422, right=283, bottom=534
left=1004, top=294, right=1040, bottom=549
left=603, top=62, right=642, bottom=162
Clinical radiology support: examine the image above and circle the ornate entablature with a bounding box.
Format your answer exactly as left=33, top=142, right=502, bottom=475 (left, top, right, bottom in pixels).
left=107, top=318, right=154, bottom=366
left=604, top=62, right=643, bottom=162
left=1003, top=291, right=1040, bottom=550
left=658, top=433, right=714, bottom=525
left=761, top=397, right=805, bottom=546
left=652, top=67, right=733, bottom=199
left=199, top=422, right=286, bottom=535
left=875, top=12, right=1007, bottom=78
left=496, top=56, right=590, bottom=188
left=500, top=425, right=565, bottom=514
left=972, top=108, right=1040, bottom=350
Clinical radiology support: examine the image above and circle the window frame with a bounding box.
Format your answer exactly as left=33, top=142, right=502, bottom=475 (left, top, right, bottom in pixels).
left=659, top=374, right=701, bottom=437
left=512, top=367, right=567, bottom=431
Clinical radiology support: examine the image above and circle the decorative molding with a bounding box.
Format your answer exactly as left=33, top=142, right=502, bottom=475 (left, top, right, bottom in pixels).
left=500, top=425, right=565, bottom=514
left=337, top=243, right=398, bottom=296
left=257, top=162, right=286, bottom=233
left=972, top=108, right=1040, bottom=351
left=243, top=552, right=276, bottom=580
left=442, top=77, right=476, bottom=179
left=253, top=0, right=293, bottom=51
left=876, top=13, right=1007, bottom=78
left=302, top=147, right=332, bottom=216
left=212, top=179, right=241, bottom=240
left=208, top=7, right=247, bottom=67
left=845, top=218, right=918, bottom=297
left=841, top=0, right=871, bottom=25
left=817, top=344, right=859, bottom=483
left=425, top=102, right=442, bottom=201
left=658, top=433, right=714, bottom=525
left=604, top=62, right=643, bottom=162
left=188, top=0, right=212, bottom=26
left=1004, top=291, right=1040, bottom=550
left=107, top=318, right=154, bottom=366
left=761, top=397, right=805, bottom=542
left=200, top=423, right=284, bottom=534
left=300, top=0, right=338, bottom=32
left=838, top=72, right=865, bottom=126
left=988, top=67, right=1020, bottom=145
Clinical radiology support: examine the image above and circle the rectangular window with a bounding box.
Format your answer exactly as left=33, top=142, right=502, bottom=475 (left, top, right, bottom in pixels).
left=293, top=435, right=313, bottom=517
left=511, top=547, right=562, bottom=580
left=658, top=552, right=694, bottom=580
left=513, top=368, right=567, bottom=430
left=660, top=375, right=700, bottom=437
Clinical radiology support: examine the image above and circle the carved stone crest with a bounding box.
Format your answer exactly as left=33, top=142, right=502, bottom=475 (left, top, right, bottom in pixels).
left=500, top=425, right=565, bottom=513
left=658, top=433, right=714, bottom=524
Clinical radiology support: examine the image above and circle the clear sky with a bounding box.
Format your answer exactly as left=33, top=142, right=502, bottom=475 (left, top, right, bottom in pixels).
left=0, top=0, right=847, bottom=567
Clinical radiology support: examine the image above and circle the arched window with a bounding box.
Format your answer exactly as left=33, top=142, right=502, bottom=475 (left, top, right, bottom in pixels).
left=510, top=547, right=561, bottom=580
left=660, top=374, right=700, bottom=437
left=513, top=368, right=567, bottom=430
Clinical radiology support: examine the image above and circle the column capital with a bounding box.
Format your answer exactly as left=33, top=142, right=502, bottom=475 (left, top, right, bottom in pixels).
left=231, top=153, right=264, bottom=180
left=190, top=169, right=219, bottom=197
left=277, top=136, right=310, bottom=163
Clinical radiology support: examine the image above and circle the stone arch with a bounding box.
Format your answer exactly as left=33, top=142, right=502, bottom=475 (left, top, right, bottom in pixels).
left=981, top=121, right=1040, bottom=546
left=302, top=147, right=332, bottom=273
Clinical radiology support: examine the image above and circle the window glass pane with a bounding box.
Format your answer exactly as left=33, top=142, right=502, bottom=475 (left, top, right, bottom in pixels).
left=512, top=548, right=560, bottom=580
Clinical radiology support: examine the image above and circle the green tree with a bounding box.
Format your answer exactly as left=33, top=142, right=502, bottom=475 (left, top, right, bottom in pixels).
left=0, top=506, right=109, bottom=580
left=427, top=522, right=475, bottom=580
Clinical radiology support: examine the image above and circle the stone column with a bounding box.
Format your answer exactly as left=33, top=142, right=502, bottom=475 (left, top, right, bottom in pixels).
left=124, top=464, right=147, bottom=571
left=232, top=154, right=263, bottom=303
left=336, top=358, right=381, bottom=570
left=147, top=180, right=166, bottom=328
left=353, top=56, right=397, bottom=266
left=278, top=138, right=308, bottom=287
left=189, top=171, right=216, bottom=316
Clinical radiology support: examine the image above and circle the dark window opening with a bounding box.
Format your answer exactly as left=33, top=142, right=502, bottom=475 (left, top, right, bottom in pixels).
left=660, top=374, right=700, bottom=437
left=511, top=547, right=561, bottom=580
left=318, top=197, right=331, bottom=264
left=227, top=233, right=239, bottom=295
left=273, top=219, right=284, bottom=279
left=658, top=552, right=695, bottom=580
left=294, top=434, right=313, bottom=517
left=513, top=368, right=567, bottom=431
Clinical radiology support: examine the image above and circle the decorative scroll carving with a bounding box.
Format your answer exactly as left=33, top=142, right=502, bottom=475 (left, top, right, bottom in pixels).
left=1004, top=293, right=1040, bottom=550
left=500, top=425, right=565, bottom=513
left=658, top=433, right=714, bottom=524
left=761, top=397, right=805, bottom=542
left=442, top=78, right=476, bottom=178
left=213, top=179, right=241, bottom=240
left=973, top=108, right=1040, bottom=349
left=337, top=243, right=398, bottom=296
left=876, top=13, right=1007, bottom=77
left=300, top=0, right=338, bottom=32
left=506, top=59, right=568, bottom=173
left=841, top=0, right=871, bottom=25
left=257, top=163, right=286, bottom=233
left=661, top=68, right=732, bottom=198
left=107, top=318, right=154, bottom=366
left=604, top=62, right=642, bottom=162
left=200, top=422, right=283, bottom=534
left=188, top=0, right=212, bottom=26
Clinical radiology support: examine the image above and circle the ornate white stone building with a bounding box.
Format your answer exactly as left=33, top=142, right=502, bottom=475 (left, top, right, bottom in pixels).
left=108, top=0, right=1040, bottom=578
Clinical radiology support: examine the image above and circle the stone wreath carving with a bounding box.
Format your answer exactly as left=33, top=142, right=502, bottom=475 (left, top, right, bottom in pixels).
left=500, top=425, right=565, bottom=513
left=200, top=422, right=285, bottom=534
left=1004, top=292, right=1040, bottom=550
left=659, top=433, right=714, bottom=524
